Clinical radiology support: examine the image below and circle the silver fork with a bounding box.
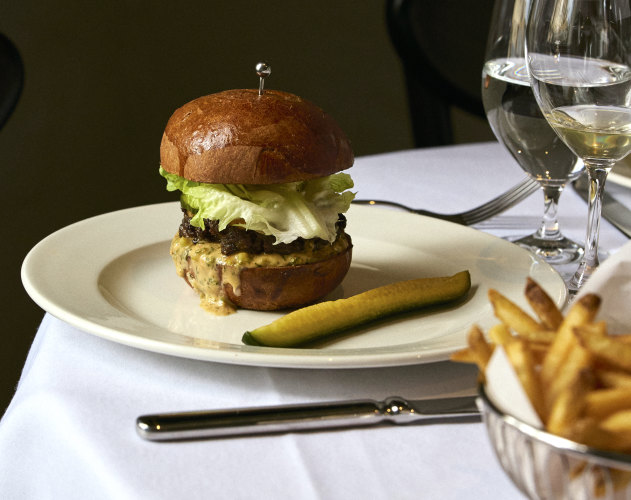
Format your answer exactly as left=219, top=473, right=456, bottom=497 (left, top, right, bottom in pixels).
left=352, top=177, right=540, bottom=225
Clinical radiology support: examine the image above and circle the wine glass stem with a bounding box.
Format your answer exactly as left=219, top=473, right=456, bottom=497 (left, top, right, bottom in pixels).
left=536, top=185, right=562, bottom=240
left=569, top=164, right=612, bottom=291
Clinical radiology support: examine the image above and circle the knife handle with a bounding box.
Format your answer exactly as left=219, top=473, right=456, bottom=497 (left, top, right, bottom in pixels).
left=136, top=396, right=478, bottom=441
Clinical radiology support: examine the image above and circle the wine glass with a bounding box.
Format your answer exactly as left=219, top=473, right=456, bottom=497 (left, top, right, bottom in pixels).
left=482, top=0, right=585, bottom=267
left=526, top=0, right=631, bottom=292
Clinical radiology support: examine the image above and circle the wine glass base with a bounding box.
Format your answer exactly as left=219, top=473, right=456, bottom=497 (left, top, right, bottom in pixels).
left=546, top=249, right=609, bottom=296
left=506, top=233, right=584, bottom=265
left=565, top=256, right=607, bottom=295
left=567, top=275, right=587, bottom=296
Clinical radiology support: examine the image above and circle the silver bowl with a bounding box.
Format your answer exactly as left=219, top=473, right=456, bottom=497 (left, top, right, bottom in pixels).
left=477, top=385, right=631, bottom=499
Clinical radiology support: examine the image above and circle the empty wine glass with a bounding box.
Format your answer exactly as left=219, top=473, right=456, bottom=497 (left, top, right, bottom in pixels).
left=482, top=0, right=585, bottom=267
left=526, top=0, right=631, bottom=292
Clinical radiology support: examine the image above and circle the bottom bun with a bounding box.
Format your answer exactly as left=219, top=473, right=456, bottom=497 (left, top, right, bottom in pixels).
left=222, top=245, right=352, bottom=311
left=171, top=232, right=352, bottom=314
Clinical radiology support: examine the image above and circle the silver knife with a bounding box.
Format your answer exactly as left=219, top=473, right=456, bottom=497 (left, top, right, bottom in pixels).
left=573, top=177, right=631, bottom=238
left=136, top=395, right=479, bottom=441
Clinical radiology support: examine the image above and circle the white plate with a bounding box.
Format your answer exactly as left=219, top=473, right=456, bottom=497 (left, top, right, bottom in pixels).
left=21, top=202, right=567, bottom=369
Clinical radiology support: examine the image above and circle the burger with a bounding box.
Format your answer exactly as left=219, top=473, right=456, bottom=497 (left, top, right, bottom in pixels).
left=159, top=88, right=355, bottom=315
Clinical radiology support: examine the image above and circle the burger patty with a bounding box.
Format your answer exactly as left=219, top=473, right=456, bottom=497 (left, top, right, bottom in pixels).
left=178, top=209, right=347, bottom=256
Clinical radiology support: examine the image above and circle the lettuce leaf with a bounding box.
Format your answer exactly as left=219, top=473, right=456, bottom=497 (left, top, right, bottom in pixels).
left=159, top=167, right=355, bottom=244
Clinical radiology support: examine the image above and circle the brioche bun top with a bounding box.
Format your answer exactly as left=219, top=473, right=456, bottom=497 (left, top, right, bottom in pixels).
left=160, top=89, right=354, bottom=184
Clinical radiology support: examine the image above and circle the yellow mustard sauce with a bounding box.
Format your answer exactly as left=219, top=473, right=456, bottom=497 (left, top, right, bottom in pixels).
left=170, top=233, right=350, bottom=315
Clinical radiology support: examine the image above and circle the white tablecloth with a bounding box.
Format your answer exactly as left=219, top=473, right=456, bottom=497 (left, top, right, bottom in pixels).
left=2, top=142, right=630, bottom=499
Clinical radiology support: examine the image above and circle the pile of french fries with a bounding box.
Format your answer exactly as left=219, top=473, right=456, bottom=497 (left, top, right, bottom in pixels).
left=453, top=278, right=631, bottom=455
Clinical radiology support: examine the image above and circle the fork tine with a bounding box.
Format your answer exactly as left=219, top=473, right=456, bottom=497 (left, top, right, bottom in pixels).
left=467, top=182, right=532, bottom=218
left=352, top=177, right=540, bottom=225
left=460, top=178, right=540, bottom=225
left=462, top=185, right=537, bottom=224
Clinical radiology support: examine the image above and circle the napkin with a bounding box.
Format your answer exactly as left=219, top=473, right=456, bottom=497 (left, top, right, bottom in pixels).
left=575, top=240, right=631, bottom=334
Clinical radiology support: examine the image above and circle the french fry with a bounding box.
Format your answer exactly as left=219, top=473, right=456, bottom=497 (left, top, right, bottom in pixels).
left=547, top=370, right=591, bottom=437
left=527, top=342, right=550, bottom=365
left=488, top=323, right=513, bottom=346
left=600, top=410, right=631, bottom=452
left=545, top=342, right=592, bottom=416
left=516, top=329, right=556, bottom=345
left=450, top=348, right=477, bottom=365
left=540, top=294, right=601, bottom=390
left=488, top=289, right=546, bottom=337
left=525, top=277, right=563, bottom=330
left=585, top=388, right=631, bottom=419
left=504, top=339, right=546, bottom=420
left=596, top=368, right=631, bottom=389
left=466, top=325, right=493, bottom=372
left=575, top=321, right=608, bottom=339
left=575, top=461, right=631, bottom=497
left=488, top=303, right=555, bottom=344
left=547, top=390, right=581, bottom=439
left=576, top=325, right=631, bottom=372
left=593, top=469, right=631, bottom=497
left=567, top=417, right=630, bottom=452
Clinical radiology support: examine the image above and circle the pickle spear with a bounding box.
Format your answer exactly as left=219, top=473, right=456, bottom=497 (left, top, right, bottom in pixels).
left=242, top=270, right=471, bottom=348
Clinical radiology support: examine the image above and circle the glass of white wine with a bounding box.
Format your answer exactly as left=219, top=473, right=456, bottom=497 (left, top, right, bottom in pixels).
left=483, top=0, right=585, bottom=268
left=526, top=0, right=631, bottom=292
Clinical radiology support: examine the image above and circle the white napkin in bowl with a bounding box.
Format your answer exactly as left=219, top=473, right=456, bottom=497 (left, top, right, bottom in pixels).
left=574, top=239, right=631, bottom=335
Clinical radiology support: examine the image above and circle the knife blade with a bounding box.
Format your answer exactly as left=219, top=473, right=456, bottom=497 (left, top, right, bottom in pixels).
left=573, top=177, right=631, bottom=238
left=136, top=395, right=479, bottom=441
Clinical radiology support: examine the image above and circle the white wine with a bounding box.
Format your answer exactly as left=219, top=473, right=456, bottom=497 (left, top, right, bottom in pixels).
left=546, top=105, right=631, bottom=163
left=529, top=54, right=631, bottom=163
left=482, top=58, right=584, bottom=185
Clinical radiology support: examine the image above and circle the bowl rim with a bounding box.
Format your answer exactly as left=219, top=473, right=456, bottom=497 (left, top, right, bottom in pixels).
left=478, top=384, right=631, bottom=469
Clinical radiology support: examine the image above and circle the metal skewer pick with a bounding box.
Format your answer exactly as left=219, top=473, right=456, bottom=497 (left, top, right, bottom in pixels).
left=256, top=62, right=271, bottom=95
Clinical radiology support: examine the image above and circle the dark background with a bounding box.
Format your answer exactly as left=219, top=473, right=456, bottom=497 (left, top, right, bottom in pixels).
left=0, top=1, right=493, bottom=413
